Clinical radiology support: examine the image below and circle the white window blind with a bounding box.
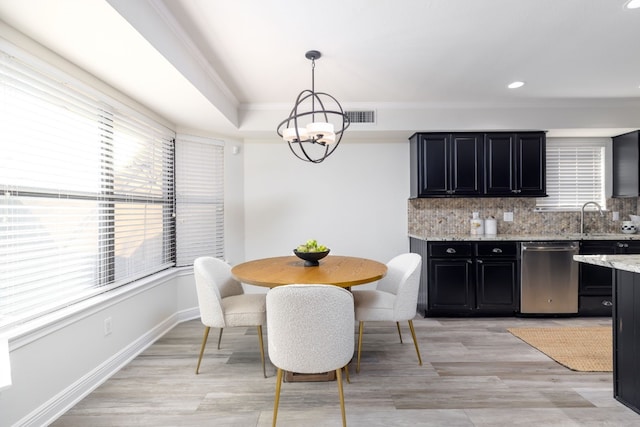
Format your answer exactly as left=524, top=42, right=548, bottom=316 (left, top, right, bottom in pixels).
left=536, top=140, right=606, bottom=210
left=0, top=46, right=175, bottom=330
left=175, top=135, right=224, bottom=266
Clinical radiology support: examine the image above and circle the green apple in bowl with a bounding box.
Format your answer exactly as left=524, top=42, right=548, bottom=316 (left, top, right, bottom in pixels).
left=293, top=239, right=330, bottom=266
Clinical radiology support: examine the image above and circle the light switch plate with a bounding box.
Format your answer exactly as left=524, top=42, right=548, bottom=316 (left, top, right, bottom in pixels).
left=504, top=212, right=514, bottom=222
left=613, top=211, right=620, bottom=221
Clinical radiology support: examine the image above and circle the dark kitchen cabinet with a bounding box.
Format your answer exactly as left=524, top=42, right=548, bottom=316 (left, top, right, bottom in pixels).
left=579, top=241, right=615, bottom=316
left=484, top=132, right=546, bottom=196
left=613, top=130, right=640, bottom=197
left=613, top=269, right=640, bottom=414
left=579, top=240, right=640, bottom=316
left=475, top=243, right=519, bottom=312
left=416, top=240, right=519, bottom=316
left=427, top=243, right=474, bottom=313
left=409, top=133, right=483, bottom=197
left=410, top=131, right=545, bottom=198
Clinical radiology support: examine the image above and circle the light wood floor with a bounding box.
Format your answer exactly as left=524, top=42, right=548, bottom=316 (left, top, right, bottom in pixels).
left=52, top=316, right=640, bottom=426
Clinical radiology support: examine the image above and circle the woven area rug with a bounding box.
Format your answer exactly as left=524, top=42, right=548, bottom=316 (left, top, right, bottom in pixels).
left=507, top=326, right=612, bottom=372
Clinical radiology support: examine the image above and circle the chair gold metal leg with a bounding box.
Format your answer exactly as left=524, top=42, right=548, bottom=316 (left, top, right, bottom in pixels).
left=217, top=328, right=224, bottom=350
left=272, top=368, right=284, bottom=427
left=408, top=320, right=422, bottom=366
left=195, top=326, right=210, bottom=374
left=396, top=321, right=403, bottom=343
left=356, top=321, right=364, bottom=373
left=336, top=367, right=347, bottom=427
left=344, top=363, right=350, bottom=383
left=257, top=325, right=266, bottom=378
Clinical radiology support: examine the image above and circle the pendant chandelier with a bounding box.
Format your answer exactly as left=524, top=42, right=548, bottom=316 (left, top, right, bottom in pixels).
left=277, top=50, right=350, bottom=163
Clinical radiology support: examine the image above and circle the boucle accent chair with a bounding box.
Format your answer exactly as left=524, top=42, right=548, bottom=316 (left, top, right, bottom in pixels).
left=193, top=256, right=267, bottom=377
left=266, top=284, right=354, bottom=427
left=352, top=253, right=423, bottom=373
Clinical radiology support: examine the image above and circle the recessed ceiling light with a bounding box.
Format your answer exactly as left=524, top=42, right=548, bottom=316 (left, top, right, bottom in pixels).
left=625, top=0, right=640, bottom=9
left=508, top=81, right=525, bottom=89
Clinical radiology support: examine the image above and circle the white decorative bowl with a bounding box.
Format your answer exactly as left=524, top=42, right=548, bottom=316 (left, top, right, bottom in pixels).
left=621, top=224, right=637, bottom=234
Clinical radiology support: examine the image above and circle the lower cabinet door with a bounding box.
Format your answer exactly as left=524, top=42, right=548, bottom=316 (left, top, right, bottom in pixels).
left=428, top=258, right=474, bottom=313
left=475, top=259, right=518, bottom=313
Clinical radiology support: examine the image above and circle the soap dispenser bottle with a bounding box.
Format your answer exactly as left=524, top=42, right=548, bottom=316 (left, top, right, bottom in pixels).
left=470, top=212, right=484, bottom=235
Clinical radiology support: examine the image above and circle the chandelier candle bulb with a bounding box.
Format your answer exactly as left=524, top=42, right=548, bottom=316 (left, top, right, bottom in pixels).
left=306, top=122, right=334, bottom=138
left=283, top=127, right=308, bottom=143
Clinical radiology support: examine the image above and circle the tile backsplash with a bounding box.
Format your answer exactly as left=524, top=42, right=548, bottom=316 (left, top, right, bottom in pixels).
left=408, top=197, right=639, bottom=236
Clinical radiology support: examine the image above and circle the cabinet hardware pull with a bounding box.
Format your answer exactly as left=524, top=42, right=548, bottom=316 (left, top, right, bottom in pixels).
left=446, top=248, right=456, bottom=254
left=492, top=248, right=502, bottom=253
left=477, top=259, right=483, bottom=263
left=602, top=300, right=613, bottom=307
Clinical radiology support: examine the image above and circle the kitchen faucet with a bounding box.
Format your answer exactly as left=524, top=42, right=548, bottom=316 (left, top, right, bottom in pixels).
left=581, top=201, right=604, bottom=234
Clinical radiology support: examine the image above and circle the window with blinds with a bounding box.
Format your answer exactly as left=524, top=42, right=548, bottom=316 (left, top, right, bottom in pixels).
left=175, top=135, right=225, bottom=266
left=536, top=140, right=606, bottom=210
left=0, top=46, right=175, bottom=330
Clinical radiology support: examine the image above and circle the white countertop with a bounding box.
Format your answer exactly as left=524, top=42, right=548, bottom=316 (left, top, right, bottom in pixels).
left=410, top=233, right=640, bottom=242
left=573, top=254, right=640, bottom=274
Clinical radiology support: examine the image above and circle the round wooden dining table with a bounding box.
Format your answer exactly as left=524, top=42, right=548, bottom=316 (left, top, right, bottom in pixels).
left=231, top=255, right=387, bottom=288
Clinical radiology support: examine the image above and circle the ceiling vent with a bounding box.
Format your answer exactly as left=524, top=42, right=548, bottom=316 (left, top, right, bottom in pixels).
left=345, top=110, right=376, bottom=124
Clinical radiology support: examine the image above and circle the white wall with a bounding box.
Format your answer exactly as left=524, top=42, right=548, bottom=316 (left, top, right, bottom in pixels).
left=243, top=138, right=410, bottom=267
left=223, top=137, right=246, bottom=265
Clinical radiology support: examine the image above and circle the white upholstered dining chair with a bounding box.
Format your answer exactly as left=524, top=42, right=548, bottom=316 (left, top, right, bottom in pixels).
left=193, top=256, right=267, bottom=377
left=267, top=284, right=354, bottom=427
left=351, top=253, right=423, bottom=373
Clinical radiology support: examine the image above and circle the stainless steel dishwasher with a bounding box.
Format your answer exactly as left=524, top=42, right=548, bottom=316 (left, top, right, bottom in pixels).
left=520, top=241, right=579, bottom=314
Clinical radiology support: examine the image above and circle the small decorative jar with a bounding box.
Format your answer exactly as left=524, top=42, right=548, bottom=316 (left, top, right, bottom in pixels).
left=621, top=221, right=637, bottom=234
left=470, top=212, right=484, bottom=235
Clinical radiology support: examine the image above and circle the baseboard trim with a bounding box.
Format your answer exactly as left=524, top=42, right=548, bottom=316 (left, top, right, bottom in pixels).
left=16, top=308, right=197, bottom=427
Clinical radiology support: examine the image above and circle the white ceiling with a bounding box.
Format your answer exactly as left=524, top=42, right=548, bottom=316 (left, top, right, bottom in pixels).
left=1, top=0, right=640, bottom=140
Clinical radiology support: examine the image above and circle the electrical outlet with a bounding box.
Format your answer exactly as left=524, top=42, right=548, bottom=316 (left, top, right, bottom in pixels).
left=504, top=212, right=514, bottom=222
left=104, top=317, right=112, bottom=336
left=613, top=211, right=620, bottom=221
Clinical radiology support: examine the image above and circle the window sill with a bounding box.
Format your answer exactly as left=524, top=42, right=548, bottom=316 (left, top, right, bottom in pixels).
left=2, top=267, right=191, bottom=350
left=0, top=337, right=10, bottom=391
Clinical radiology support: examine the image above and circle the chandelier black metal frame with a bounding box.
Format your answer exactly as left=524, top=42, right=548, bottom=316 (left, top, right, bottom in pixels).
left=276, top=50, right=350, bottom=163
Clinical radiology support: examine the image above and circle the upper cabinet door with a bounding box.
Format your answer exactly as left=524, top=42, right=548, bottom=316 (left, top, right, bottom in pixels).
left=484, top=133, right=516, bottom=195
left=516, top=132, right=546, bottom=196
left=612, top=131, right=640, bottom=197
left=409, top=133, right=482, bottom=197
left=420, top=133, right=450, bottom=196
left=484, top=132, right=546, bottom=196
left=450, top=134, right=483, bottom=195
